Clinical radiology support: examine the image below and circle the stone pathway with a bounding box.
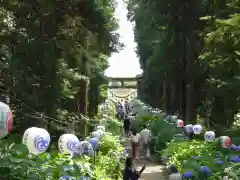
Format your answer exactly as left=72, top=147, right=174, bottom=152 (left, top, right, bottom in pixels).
left=135, top=158, right=167, bottom=180
left=122, top=138, right=168, bottom=180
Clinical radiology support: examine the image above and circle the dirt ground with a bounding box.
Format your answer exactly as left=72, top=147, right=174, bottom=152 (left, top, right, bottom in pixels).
left=135, top=158, right=168, bottom=180
left=123, top=138, right=168, bottom=180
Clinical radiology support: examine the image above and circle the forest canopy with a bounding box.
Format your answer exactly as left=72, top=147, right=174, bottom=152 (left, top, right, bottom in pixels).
left=0, top=0, right=122, bottom=136
left=127, top=0, right=240, bottom=127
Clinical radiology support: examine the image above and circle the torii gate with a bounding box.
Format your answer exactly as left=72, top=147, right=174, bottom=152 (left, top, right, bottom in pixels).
left=101, top=75, right=142, bottom=100
left=102, top=75, right=142, bottom=89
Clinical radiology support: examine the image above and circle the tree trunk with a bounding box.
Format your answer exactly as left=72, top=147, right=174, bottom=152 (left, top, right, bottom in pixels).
left=186, top=35, right=196, bottom=123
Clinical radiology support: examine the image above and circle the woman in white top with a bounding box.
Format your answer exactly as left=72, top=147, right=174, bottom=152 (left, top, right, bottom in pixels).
left=131, top=129, right=141, bottom=160
left=139, top=124, right=152, bottom=158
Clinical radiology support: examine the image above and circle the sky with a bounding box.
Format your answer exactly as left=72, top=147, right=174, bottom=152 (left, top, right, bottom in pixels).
left=104, top=0, right=142, bottom=78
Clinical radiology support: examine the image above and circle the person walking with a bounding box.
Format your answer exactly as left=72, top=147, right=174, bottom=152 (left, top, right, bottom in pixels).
left=139, top=124, right=152, bottom=158
left=131, top=129, right=141, bottom=160
left=123, top=115, right=131, bottom=136
left=123, top=157, right=145, bottom=180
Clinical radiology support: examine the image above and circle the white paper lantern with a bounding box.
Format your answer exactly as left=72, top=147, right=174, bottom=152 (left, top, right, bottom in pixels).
left=193, top=124, right=203, bottom=134
left=177, top=119, right=184, bottom=127
left=204, top=131, right=215, bottom=142
left=92, top=130, right=101, bottom=139
left=96, top=125, right=105, bottom=132
left=0, top=102, right=13, bottom=138
left=171, top=115, right=178, bottom=122
left=58, top=134, right=79, bottom=154
left=76, top=141, right=93, bottom=156
left=22, top=127, right=50, bottom=154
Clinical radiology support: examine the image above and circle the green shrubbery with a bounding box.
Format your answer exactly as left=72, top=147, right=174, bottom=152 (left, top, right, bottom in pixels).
left=162, top=140, right=240, bottom=179
left=0, top=133, right=125, bottom=180
left=130, top=99, right=240, bottom=180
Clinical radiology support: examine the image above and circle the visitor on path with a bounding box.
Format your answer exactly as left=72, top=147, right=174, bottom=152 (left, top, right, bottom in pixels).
left=131, top=129, right=141, bottom=160
left=140, top=124, right=152, bottom=158
left=123, top=157, right=146, bottom=180
left=123, top=115, right=131, bottom=136
left=168, top=165, right=182, bottom=180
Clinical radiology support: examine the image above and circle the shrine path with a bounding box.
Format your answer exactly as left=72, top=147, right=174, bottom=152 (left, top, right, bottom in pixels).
left=122, top=138, right=168, bottom=180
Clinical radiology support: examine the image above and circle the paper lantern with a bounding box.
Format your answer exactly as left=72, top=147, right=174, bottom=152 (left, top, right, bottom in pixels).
left=76, top=141, right=93, bottom=156
left=58, top=134, right=79, bottom=154
left=89, top=137, right=99, bottom=150
left=183, top=124, right=193, bottom=137
left=164, top=115, right=171, bottom=122
left=22, top=127, right=50, bottom=154
left=171, top=115, right=178, bottom=122
left=96, top=125, right=105, bottom=132
left=0, top=102, right=13, bottom=138
left=204, top=131, right=215, bottom=142
left=92, top=130, right=101, bottom=139
left=177, top=119, right=184, bottom=127
left=217, top=136, right=232, bottom=148
left=193, top=124, right=203, bottom=134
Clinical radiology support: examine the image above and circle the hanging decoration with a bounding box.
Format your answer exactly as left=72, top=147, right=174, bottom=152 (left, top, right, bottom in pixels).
left=204, top=131, right=215, bottom=142
left=76, top=141, right=93, bottom=156
left=92, top=130, right=101, bottom=139
left=192, top=124, right=203, bottom=134
left=177, top=119, right=184, bottom=127
left=58, top=134, right=79, bottom=154
left=217, top=136, right=232, bottom=148
left=0, top=102, right=13, bottom=138
left=22, top=127, right=50, bottom=155
left=183, top=124, right=194, bottom=137
left=109, top=90, right=137, bottom=99
left=171, top=115, right=178, bottom=122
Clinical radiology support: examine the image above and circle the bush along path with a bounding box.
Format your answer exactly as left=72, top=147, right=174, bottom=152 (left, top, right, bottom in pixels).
left=128, top=99, right=240, bottom=180
left=122, top=138, right=168, bottom=180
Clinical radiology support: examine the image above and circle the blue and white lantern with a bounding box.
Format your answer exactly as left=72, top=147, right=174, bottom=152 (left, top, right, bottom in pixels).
left=76, top=141, right=93, bottom=156
left=204, top=131, right=215, bottom=142
left=22, top=127, right=50, bottom=155
left=58, top=134, right=79, bottom=154
left=193, top=124, right=203, bottom=134
left=183, top=124, right=193, bottom=137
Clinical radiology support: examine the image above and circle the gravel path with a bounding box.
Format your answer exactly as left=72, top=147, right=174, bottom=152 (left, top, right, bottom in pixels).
left=135, top=158, right=167, bottom=180
left=122, top=138, right=168, bottom=180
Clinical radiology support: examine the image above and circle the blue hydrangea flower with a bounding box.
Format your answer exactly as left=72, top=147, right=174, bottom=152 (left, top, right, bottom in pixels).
left=216, top=160, right=224, bottom=164
left=89, top=137, right=99, bottom=150
left=231, top=156, right=240, bottom=163
left=199, top=166, right=212, bottom=176
left=59, top=176, right=74, bottom=180
left=183, top=171, right=193, bottom=178
left=192, top=155, right=200, bottom=159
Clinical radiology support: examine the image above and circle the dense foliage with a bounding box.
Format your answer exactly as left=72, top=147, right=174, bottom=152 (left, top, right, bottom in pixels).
left=0, top=0, right=122, bottom=136
left=0, top=133, right=124, bottom=180
left=130, top=98, right=240, bottom=180
left=0, top=98, right=125, bottom=180
left=127, top=0, right=240, bottom=127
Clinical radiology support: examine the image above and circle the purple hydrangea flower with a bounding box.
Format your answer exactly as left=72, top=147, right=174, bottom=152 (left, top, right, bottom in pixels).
left=183, top=171, right=193, bottom=178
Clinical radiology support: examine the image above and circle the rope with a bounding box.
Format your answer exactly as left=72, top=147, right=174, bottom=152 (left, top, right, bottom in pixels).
left=109, top=90, right=136, bottom=98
